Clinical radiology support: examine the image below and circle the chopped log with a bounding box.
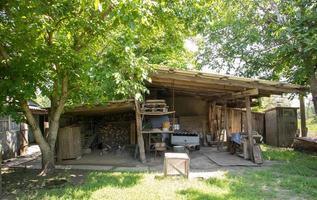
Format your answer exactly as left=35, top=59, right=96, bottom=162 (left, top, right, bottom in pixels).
left=293, top=137, right=317, bottom=153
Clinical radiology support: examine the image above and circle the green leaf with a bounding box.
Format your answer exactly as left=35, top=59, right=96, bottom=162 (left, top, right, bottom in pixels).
left=94, top=0, right=100, bottom=11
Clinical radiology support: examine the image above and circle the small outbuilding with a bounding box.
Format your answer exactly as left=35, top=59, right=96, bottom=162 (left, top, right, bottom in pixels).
left=265, top=107, right=298, bottom=147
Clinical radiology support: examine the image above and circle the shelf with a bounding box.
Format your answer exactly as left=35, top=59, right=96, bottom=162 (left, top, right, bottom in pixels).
left=140, top=111, right=175, bottom=116
left=142, top=130, right=174, bottom=134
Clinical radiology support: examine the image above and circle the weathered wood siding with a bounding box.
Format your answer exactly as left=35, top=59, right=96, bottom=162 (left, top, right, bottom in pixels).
left=265, top=107, right=298, bottom=147
left=57, top=126, right=81, bottom=160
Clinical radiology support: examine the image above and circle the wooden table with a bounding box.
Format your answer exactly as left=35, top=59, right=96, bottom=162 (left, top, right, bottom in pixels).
left=164, top=153, right=190, bottom=178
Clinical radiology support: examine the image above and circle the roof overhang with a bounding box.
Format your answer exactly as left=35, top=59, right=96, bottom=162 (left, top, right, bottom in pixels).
left=148, top=68, right=307, bottom=105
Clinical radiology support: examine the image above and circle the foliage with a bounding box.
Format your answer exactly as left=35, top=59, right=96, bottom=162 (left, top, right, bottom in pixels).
left=0, top=0, right=198, bottom=117
left=198, top=0, right=317, bottom=86
left=252, top=95, right=292, bottom=112
left=0, top=0, right=205, bottom=170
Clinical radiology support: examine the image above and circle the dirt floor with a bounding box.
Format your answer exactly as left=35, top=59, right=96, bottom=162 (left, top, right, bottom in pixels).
left=8, top=147, right=265, bottom=173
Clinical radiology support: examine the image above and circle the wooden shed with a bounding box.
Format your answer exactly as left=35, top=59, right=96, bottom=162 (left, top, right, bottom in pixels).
left=60, top=68, right=307, bottom=164
left=265, top=107, right=298, bottom=147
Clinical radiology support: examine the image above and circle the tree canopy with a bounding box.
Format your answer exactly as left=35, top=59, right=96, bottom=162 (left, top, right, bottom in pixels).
left=0, top=0, right=197, bottom=112
left=198, top=0, right=317, bottom=111
left=0, top=0, right=202, bottom=172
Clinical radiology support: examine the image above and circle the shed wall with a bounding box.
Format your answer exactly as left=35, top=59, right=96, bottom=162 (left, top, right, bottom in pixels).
left=265, top=107, right=297, bottom=147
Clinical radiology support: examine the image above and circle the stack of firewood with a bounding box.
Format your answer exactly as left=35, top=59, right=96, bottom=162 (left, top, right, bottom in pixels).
left=96, top=122, right=130, bottom=148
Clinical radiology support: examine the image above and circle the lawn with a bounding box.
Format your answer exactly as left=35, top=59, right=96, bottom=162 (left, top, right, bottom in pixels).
left=299, top=117, right=317, bottom=137
left=307, top=118, right=317, bottom=137
left=2, top=146, right=317, bottom=200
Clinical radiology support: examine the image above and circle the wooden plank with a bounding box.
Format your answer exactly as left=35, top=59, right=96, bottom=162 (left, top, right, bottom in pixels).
left=299, top=95, right=307, bottom=137
left=245, top=96, right=254, bottom=161
left=19, top=123, right=29, bottom=156
left=211, top=102, right=217, bottom=140
left=208, top=102, right=212, bottom=140
left=135, top=100, right=146, bottom=163
left=150, top=83, right=228, bottom=96
left=151, top=78, right=241, bottom=93
left=141, top=130, right=174, bottom=134
left=145, top=100, right=166, bottom=103
left=57, top=126, right=81, bottom=160
left=265, top=109, right=278, bottom=146
left=222, top=89, right=259, bottom=100
left=130, top=121, right=136, bottom=144
left=140, top=111, right=175, bottom=115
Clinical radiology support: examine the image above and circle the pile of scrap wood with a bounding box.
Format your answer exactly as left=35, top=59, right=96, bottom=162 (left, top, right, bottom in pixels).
left=293, top=137, right=317, bottom=153
left=96, top=121, right=130, bottom=148
left=141, top=100, right=168, bottom=112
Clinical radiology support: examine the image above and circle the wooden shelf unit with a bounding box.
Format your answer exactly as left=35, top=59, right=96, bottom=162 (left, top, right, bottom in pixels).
left=140, top=110, right=175, bottom=154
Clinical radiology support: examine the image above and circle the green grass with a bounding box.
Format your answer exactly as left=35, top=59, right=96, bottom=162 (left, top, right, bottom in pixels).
left=2, top=146, right=317, bottom=200
left=307, top=117, right=317, bottom=132
left=299, top=117, right=317, bottom=137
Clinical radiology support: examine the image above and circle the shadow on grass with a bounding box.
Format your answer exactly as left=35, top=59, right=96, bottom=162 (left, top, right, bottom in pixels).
left=178, top=148, right=317, bottom=200
left=5, top=170, right=143, bottom=200
left=34, top=172, right=142, bottom=199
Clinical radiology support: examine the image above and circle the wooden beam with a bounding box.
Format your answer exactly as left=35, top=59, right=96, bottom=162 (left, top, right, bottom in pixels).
left=245, top=96, right=254, bottom=161
left=150, top=81, right=232, bottom=94
left=135, top=100, right=146, bottom=163
left=299, top=95, right=307, bottom=137
left=157, top=89, right=224, bottom=99
left=151, top=78, right=243, bottom=92
left=220, top=89, right=259, bottom=100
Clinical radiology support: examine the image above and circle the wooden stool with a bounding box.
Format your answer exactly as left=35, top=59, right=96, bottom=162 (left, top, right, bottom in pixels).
left=164, top=153, right=190, bottom=178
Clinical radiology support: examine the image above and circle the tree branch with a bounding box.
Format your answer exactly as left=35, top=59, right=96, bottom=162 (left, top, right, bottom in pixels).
left=47, top=74, right=68, bottom=148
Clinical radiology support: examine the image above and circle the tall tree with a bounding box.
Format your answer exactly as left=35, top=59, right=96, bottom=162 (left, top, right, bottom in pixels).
left=0, top=0, right=195, bottom=174
left=198, top=0, right=316, bottom=111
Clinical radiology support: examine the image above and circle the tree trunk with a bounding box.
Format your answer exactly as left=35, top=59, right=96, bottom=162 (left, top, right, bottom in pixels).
left=40, top=146, right=55, bottom=176
left=21, top=101, right=56, bottom=175
left=310, top=69, right=317, bottom=115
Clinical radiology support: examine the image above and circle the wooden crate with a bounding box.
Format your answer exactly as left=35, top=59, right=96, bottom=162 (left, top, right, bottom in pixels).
left=164, top=153, right=190, bottom=178
left=57, top=126, right=81, bottom=160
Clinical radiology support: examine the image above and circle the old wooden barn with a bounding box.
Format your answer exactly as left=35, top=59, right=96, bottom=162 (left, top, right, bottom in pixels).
left=55, top=68, right=307, bottom=165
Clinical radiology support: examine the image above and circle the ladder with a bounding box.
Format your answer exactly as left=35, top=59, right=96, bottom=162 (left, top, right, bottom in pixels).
left=217, top=129, right=227, bottom=151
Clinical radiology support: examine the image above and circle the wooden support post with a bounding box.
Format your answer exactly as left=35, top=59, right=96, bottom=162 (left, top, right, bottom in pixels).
left=20, top=123, right=29, bottom=156
left=208, top=102, right=212, bottom=140
left=245, top=96, right=254, bottom=161
left=224, top=102, right=229, bottom=136
left=211, top=102, right=217, bottom=141
left=223, top=102, right=229, bottom=151
left=135, top=100, right=146, bottom=163
left=203, top=103, right=208, bottom=146
left=299, top=94, right=307, bottom=137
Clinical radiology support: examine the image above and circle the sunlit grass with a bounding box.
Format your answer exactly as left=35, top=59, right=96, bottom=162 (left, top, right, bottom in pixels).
left=3, top=146, right=316, bottom=200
